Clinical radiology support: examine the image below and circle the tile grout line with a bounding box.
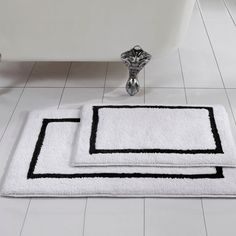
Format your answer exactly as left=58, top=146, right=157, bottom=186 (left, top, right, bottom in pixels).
left=57, top=62, right=72, bottom=109
left=1, top=86, right=236, bottom=89
left=197, top=0, right=236, bottom=126
left=24, top=62, right=37, bottom=87
left=19, top=200, right=31, bottom=236
left=0, top=63, right=36, bottom=227
left=198, top=3, right=236, bottom=235
left=82, top=198, right=88, bottom=236
left=222, top=0, right=236, bottom=26
left=81, top=62, right=106, bottom=236
left=197, top=3, right=231, bottom=235
left=201, top=199, right=209, bottom=236
left=144, top=67, right=146, bottom=104
left=17, top=62, right=35, bottom=236
left=103, top=62, right=109, bottom=88
left=178, top=49, right=188, bottom=104
left=0, top=90, right=23, bottom=143
left=181, top=45, right=208, bottom=236
left=3, top=62, right=37, bottom=236
left=0, top=62, right=36, bottom=145
left=102, top=62, right=109, bottom=104
left=185, top=87, right=236, bottom=89
left=19, top=62, right=68, bottom=235
left=143, top=198, right=146, bottom=236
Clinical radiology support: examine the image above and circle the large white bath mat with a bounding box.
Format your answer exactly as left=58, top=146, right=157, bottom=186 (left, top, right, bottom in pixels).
left=2, top=109, right=236, bottom=197
left=72, top=105, right=236, bottom=167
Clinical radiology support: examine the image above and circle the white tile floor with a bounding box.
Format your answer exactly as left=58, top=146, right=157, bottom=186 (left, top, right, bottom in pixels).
left=0, top=0, right=236, bottom=235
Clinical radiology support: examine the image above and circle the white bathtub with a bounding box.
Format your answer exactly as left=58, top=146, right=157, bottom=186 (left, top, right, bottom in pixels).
left=0, top=0, right=195, bottom=61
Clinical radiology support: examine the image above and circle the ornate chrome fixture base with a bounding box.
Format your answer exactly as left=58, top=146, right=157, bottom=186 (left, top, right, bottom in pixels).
left=121, top=45, right=151, bottom=96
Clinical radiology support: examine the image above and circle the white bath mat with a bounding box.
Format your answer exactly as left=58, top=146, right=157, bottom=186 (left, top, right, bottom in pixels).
left=72, top=105, right=236, bottom=167
left=2, top=109, right=236, bottom=197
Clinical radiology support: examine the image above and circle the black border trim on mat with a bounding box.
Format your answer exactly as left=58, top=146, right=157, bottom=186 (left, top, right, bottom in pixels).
left=27, top=118, right=224, bottom=179
left=89, top=105, right=223, bottom=154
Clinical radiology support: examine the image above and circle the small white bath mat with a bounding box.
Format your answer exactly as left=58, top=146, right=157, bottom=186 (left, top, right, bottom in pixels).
left=1, top=109, right=236, bottom=197
left=72, top=105, right=236, bottom=167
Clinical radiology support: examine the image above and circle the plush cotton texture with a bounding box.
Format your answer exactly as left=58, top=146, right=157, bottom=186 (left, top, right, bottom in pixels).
left=2, top=109, right=236, bottom=198
left=72, top=104, right=236, bottom=167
